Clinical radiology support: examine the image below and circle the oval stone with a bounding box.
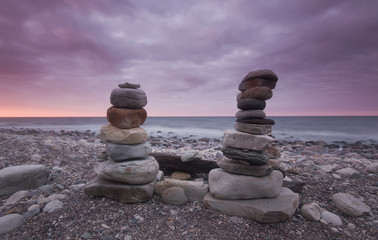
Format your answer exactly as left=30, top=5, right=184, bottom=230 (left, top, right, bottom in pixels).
left=237, top=86, right=273, bottom=101
left=107, top=107, right=147, bottom=129
left=99, top=124, right=148, bottom=144
left=106, top=142, right=152, bottom=161
left=237, top=98, right=266, bottom=110
left=236, top=118, right=275, bottom=125
left=110, top=88, right=147, bottom=108
left=235, top=110, right=266, bottom=119
left=239, top=78, right=277, bottom=91
left=241, top=69, right=278, bottom=82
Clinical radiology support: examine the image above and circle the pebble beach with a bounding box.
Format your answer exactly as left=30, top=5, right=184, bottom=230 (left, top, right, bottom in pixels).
left=0, top=128, right=377, bottom=239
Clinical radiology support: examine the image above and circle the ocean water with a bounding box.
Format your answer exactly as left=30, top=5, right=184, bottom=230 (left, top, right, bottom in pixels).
left=0, top=116, right=377, bottom=143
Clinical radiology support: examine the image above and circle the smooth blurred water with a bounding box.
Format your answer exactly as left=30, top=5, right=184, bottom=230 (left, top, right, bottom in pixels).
left=0, top=116, right=377, bottom=143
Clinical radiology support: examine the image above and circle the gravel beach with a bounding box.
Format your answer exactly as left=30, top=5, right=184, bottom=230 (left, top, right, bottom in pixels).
left=0, top=128, right=377, bottom=239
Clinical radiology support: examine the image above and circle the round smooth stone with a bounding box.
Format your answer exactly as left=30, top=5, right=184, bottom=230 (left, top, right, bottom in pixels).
left=241, top=69, right=278, bottom=82
left=237, top=86, right=273, bottom=101
left=239, top=78, right=277, bottom=91
left=236, top=118, right=275, bottom=125
left=234, top=122, right=271, bottom=135
left=107, top=107, right=147, bottom=129
left=106, top=142, right=152, bottom=161
left=99, top=124, right=148, bottom=144
left=161, top=187, right=188, bottom=205
left=237, top=98, right=266, bottom=110
left=94, top=156, right=159, bottom=185
left=235, top=110, right=266, bottom=119
left=110, top=88, right=147, bottom=108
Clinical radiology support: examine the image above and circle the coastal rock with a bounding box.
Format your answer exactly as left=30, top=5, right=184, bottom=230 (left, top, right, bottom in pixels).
left=106, top=107, right=147, bottom=129
left=170, top=171, right=191, bottom=180
left=180, top=150, right=201, bottom=162
left=235, top=110, right=266, bottom=119
left=118, top=82, right=140, bottom=89
left=223, top=130, right=273, bottom=151
left=43, top=200, right=63, bottom=213
left=84, top=177, right=156, bottom=203
left=161, top=187, right=188, bottom=205
left=301, top=202, right=321, bottom=221
left=99, top=125, right=148, bottom=144
left=0, top=165, right=49, bottom=196
left=237, top=98, right=266, bottom=110
left=106, top=142, right=152, bottom=161
left=5, top=190, right=30, bottom=206
left=155, top=179, right=208, bottom=202
left=221, top=147, right=269, bottom=164
left=234, top=123, right=270, bottom=135
left=217, top=159, right=273, bottom=177
left=237, top=86, right=273, bottom=101
left=335, top=167, right=361, bottom=179
left=203, top=187, right=298, bottom=223
left=266, top=146, right=281, bottom=159
left=332, top=193, right=371, bottom=217
left=321, top=211, right=342, bottom=225
left=0, top=214, right=25, bottom=234
left=241, top=69, right=278, bottom=83
left=236, top=118, right=275, bottom=125
left=110, top=88, right=147, bottom=108
left=208, top=169, right=283, bottom=200
left=94, top=157, right=159, bottom=185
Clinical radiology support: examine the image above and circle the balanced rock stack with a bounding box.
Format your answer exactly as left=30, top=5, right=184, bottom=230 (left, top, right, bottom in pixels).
left=204, top=70, right=299, bottom=223
left=85, top=83, right=159, bottom=203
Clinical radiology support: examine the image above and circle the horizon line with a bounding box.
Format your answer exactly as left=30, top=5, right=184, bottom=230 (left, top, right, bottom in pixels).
left=1, top=115, right=378, bottom=118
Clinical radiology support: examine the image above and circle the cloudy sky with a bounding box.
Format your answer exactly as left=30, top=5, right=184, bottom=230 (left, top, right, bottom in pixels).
left=0, top=0, right=377, bottom=117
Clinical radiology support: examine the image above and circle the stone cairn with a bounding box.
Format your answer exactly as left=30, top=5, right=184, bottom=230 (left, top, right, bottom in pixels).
left=85, top=83, right=159, bottom=203
left=203, top=70, right=299, bottom=223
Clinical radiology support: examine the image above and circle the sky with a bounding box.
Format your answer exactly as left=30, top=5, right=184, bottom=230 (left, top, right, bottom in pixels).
left=0, top=0, right=377, bottom=117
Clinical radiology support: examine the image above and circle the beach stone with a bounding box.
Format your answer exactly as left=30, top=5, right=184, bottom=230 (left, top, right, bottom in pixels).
left=223, top=130, right=273, bottom=151
left=239, top=78, right=277, bottom=91
left=85, top=177, right=156, bottom=203
left=235, top=110, right=266, bottom=119
left=237, top=98, right=266, bottom=110
left=221, top=147, right=269, bottom=164
left=266, top=146, right=281, bottom=159
left=94, top=157, right=159, bottom=185
left=38, top=184, right=54, bottom=195
left=0, top=214, right=25, bottom=234
left=237, top=86, right=273, bottom=101
left=48, top=193, right=67, bottom=201
left=241, top=69, right=278, bottom=83
left=155, top=179, right=208, bottom=202
left=99, top=124, right=148, bottom=144
left=180, top=150, right=201, bottom=162
left=321, top=211, right=342, bottom=225
left=209, top=169, right=283, bottom=200
left=118, top=82, right=140, bottom=89
left=106, top=107, right=147, bottom=129
left=332, top=193, right=371, bottom=217
left=170, top=171, right=191, bottom=180
left=5, top=190, right=30, bottom=206
left=203, top=187, right=298, bottom=223
left=42, top=200, right=63, bottom=213
left=335, top=167, right=361, bottom=179
left=161, top=187, right=188, bottom=205
left=23, top=207, right=41, bottom=220
left=106, top=142, right=152, bottom=161
left=236, top=117, right=275, bottom=125
left=234, top=123, right=270, bottom=135
left=0, top=165, right=49, bottom=196
left=301, top=202, right=321, bottom=221
left=217, top=159, right=273, bottom=177
left=110, top=88, right=147, bottom=108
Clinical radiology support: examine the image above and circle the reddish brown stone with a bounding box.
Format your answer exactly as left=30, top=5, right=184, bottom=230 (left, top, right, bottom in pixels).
left=236, top=118, right=275, bottom=125
left=107, top=107, right=147, bottom=129
left=238, top=78, right=277, bottom=91
left=241, top=69, right=278, bottom=82
left=237, top=86, right=273, bottom=101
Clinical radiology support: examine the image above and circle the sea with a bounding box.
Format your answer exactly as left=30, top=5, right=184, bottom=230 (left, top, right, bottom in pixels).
left=0, top=116, right=377, bottom=144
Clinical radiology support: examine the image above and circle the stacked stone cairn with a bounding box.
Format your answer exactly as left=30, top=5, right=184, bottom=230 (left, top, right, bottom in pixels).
left=203, top=70, right=299, bottom=223
left=85, top=83, right=159, bottom=203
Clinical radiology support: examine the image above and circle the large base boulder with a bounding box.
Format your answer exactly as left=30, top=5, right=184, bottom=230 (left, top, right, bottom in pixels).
left=203, top=187, right=299, bottom=223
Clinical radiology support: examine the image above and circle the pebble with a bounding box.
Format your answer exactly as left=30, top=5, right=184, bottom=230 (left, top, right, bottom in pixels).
left=43, top=200, right=63, bottom=213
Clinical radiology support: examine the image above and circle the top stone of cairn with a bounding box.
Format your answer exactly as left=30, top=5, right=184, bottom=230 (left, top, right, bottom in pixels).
left=241, top=69, right=278, bottom=83
left=118, top=82, right=141, bottom=89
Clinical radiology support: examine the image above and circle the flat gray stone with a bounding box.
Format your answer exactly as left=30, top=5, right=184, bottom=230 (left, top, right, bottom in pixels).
left=180, top=150, right=201, bottom=162
left=332, top=193, right=371, bottom=217
left=161, top=187, right=188, bottom=205
left=5, top=190, right=30, bottom=206
left=223, top=130, right=273, bottom=151
left=208, top=169, right=283, bottom=200
left=155, top=179, right=208, bottom=202
left=84, top=177, right=156, bottom=203
left=203, top=187, right=298, bottom=223
left=235, top=110, right=266, bottom=119
left=237, top=98, right=266, bottom=110
left=43, top=200, right=63, bottom=213
left=110, top=88, right=147, bottom=108
left=106, top=142, right=152, bottom=161
left=94, top=157, right=159, bottom=185
left=99, top=125, right=148, bottom=144
left=221, top=147, right=269, bottom=164
left=234, top=123, right=271, bottom=135
left=217, top=159, right=273, bottom=177
left=118, top=82, right=140, bottom=89
left=0, top=165, right=49, bottom=196
left=321, top=211, right=342, bottom=225
left=0, top=214, right=25, bottom=234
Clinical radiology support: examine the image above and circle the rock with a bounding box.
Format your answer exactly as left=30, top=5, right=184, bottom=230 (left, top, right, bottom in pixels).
left=5, top=190, right=30, bottom=206
left=321, top=164, right=339, bottom=173
left=94, top=157, right=159, bottom=185
left=118, top=82, right=140, bottom=89
left=43, top=200, right=63, bottom=213
left=203, top=187, right=298, bottom=223
left=30, top=154, right=42, bottom=162
left=161, top=187, right=188, bottom=205
left=234, top=122, right=271, bottom=135
left=217, top=159, right=273, bottom=177
left=180, top=150, right=201, bottom=162
left=170, top=171, right=191, bottom=180
left=209, top=169, right=283, bottom=200
left=48, top=193, right=67, bottom=201
left=37, top=196, right=50, bottom=205
left=301, top=202, right=321, bottom=221
left=365, top=163, right=378, bottom=174
left=84, top=177, right=156, bottom=203
left=332, top=193, right=371, bottom=217
left=268, top=159, right=281, bottom=169
left=99, top=125, right=148, bottom=144
left=23, top=207, right=41, bottom=220
left=106, top=107, right=147, bottom=129
left=237, top=86, right=273, bottom=101
left=223, top=130, right=273, bottom=151
left=0, top=165, right=49, bottom=196
left=266, top=146, right=281, bottom=159
left=301, top=145, right=324, bottom=156
left=156, top=171, right=165, bottom=181
left=106, top=142, right=152, bottom=161
left=335, top=167, right=361, bottom=179
left=221, top=147, right=269, bottom=164
left=0, top=214, right=24, bottom=234
left=235, top=110, right=266, bottom=119
left=110, top=88, right=147, bottom=108
left=241, top=69, right=278, bottom=83
left=236, top=118, right=275, bottom=125
left=155, top=179, right=208, bottom=202
left=283, top=181, right=306, bottom=193
left=237, top=98, right=266, bottom=110
left=38, top=184, right=54, bottom=195
left=69, top=183, right=86, bottom=191
left=321, top=211, right=342, bottom=225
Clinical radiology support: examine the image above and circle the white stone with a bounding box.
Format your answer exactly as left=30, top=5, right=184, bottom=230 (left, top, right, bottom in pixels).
left=321, top=211, right=342, bottom=225
left=301, top=202, right=321, bottom=221
left=332, top=193, right=371, bottom=217
left=0, top=214, right=24, bottom=234
left=43, top=200, right=63, bottom=213
left=155, top=179, right=208, bottom=202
